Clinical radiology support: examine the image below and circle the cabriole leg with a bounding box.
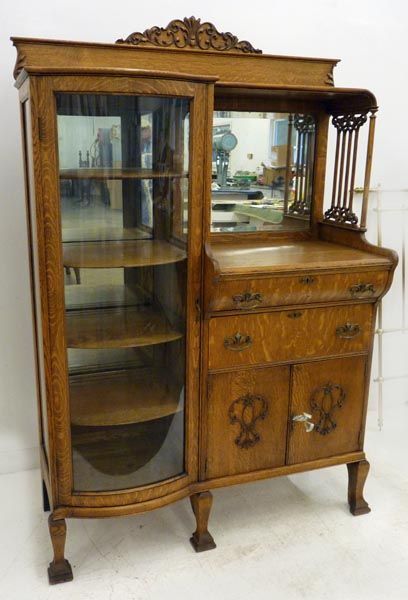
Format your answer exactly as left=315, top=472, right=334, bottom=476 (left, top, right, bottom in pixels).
left=47, top=514, right=73, bottom=584
left=190, top=491, right=216, bottom=552
left=347, top=459, right=371, bottom=516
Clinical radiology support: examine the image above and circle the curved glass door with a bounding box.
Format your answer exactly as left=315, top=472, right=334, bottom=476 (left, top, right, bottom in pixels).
left=56, top=93, right=190, bottom=491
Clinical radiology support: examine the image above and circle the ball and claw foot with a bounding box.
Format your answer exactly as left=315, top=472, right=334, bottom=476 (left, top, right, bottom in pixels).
left=190, top=491, right=216, bottom=552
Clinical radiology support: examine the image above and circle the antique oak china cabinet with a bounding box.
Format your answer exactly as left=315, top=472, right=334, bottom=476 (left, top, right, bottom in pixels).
left=12, top=17, right=397, bottom=583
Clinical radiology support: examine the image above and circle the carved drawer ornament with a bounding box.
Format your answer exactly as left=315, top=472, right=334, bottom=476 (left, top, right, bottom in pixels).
left=232, top=291, right=263, bottom=308
left=116, top=17, right=262, bottom=54
left=336, top=322, right=361, bottom=339
left=349, top=283, right=376, bottom=297
left=310, top=383, right=346, bottom=435
left=229, top=394, right=268, bottom=449
left=224, top=332, right=252, bottom=351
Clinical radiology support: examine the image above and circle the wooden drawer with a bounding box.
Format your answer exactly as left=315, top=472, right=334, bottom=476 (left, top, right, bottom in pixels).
left=209, top=270, right=388, bottom=312
left=204, top=366, right=290, bottom=480
left=208, top=304, right=373, bottom=370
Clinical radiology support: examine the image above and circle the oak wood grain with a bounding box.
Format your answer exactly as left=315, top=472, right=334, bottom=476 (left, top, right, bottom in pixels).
left=204, top=366, right=290, bottom=479
left=287, top=356, right=366, bottom=464
left=208, top=304, right=373, bottom=370
left=208, top=270, right=388, bottom=312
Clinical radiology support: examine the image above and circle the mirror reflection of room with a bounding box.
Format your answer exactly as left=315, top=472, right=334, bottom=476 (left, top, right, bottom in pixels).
left=211, top=111, right=316, bottom=233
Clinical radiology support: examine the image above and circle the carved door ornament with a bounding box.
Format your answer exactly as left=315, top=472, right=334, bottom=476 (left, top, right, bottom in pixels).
left=228, top=394, right=268, bottom=449
left=310, top=383, right=346, bottom=435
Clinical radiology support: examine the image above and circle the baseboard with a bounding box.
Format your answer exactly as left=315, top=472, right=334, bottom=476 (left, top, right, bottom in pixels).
left=0, top=446, right=40, bottom=474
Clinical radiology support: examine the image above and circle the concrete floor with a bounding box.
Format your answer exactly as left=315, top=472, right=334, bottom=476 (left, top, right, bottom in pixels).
left=1, top=403, right=407, bottom=600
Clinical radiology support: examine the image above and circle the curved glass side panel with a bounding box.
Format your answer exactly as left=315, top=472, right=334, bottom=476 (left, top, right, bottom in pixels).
left=211, top=111, right=316, bottom=233
left=56, top=93, right=189, bottom=491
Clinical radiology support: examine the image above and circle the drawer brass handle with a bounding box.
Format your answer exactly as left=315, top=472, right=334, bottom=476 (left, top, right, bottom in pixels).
left=299, top=275, right=315, bottom=285
left=336, top=322, right=361, bottom=338
left=349, top=283, right=376, bottom=297
left=287, top=311, right=303, bottom=319
left=292, top=412, right=315, bottom=433
left=232, top=292, right=263, bottom=309
left=224, top=332, right=253, bottom=351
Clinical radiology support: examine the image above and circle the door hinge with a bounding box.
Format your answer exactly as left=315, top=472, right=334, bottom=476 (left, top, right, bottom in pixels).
left=38, top=116, right=46, bottom=142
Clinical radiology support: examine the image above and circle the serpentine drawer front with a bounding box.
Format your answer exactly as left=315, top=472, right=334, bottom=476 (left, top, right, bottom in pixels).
left=208, top=304, right=373, bottom=370
left=209, top=270, right=388, bottom=312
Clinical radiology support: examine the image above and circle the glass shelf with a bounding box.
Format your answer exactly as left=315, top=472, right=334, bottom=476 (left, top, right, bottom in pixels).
left=60, top=168, right=188, bottom=180
left=65, top=283, right=149, bottom=311
left=66, top=306, right=183, bottom=349
left=62, top=226, right=151, bottom=243
left=63, top=240, right=186, bottom=268
left=69, top=368, right=182, bottom=427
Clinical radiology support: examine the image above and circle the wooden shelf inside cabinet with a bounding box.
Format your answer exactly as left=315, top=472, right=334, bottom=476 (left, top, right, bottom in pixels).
left=60, top=168, right=188, bottom=180
left=65, top=283, right=149, bottom=310
left=63, top=240, right=186, bottom=268
left=69, top=368, right=182, bottom=427
left=66, top=306, right=183, bottom=349
left=62, top=226, right=151, bottom=243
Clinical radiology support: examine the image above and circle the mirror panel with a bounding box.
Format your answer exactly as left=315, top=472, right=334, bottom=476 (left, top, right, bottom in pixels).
left=211, top=111, right=316, bottom=233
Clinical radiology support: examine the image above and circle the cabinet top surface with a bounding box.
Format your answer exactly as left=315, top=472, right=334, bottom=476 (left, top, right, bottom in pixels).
left=210, top=240, right=392, bottom=276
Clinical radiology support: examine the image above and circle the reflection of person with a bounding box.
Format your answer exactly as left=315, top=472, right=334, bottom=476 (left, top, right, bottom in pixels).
left=141, top=126, right=152, bottom=152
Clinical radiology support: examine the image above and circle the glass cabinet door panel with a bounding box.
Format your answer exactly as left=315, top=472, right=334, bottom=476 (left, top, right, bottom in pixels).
left=56, top=93, right=190, bottom=492
left=211, top=111, right=316, bottom=233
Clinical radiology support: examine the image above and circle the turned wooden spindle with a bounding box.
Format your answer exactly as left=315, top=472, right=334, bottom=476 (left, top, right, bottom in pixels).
left=360, top=109, right=378, bottom=229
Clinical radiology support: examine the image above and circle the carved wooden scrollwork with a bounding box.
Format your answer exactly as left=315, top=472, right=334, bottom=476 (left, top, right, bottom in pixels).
left=229, top=394, right=268, bottom=449
left=116, top=17, right=262, bottom=54
left=324, top=112, right=369, bottom=227
left=232, top=291, right=263, bottom=309
left=223, top=332, right=253, bottom=351
left=336, top=322, right=361, bottom=339
left=349, top=283, right=376, bottom=298
left=287, top=113, right=316, bottom=217
left=310, top=383, right=346, bottom=435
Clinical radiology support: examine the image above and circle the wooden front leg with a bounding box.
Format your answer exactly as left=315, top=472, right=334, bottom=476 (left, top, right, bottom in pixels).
left=347, top=459, right=371, bottom=516
left=190, top=491, right=217, bottom=552
left=42, top=480, right=50, bottom=512
left=47, top=514, right=73, bottom=584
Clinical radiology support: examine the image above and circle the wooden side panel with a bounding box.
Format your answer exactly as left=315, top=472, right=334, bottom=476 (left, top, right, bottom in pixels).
left=287, top=356, right=366, bottom=464
left=208, top=304, right=373, bottom=370
left=204, top=366, right=290, bottom=479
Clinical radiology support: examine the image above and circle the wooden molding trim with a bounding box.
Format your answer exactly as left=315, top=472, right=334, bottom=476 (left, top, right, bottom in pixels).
left=116, top=16, right=262, bottom=54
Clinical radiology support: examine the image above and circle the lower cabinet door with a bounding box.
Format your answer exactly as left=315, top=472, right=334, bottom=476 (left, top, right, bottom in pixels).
left=204, top=366, right=290, bottom=479
left=287, top=356, right=367, bottom=464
